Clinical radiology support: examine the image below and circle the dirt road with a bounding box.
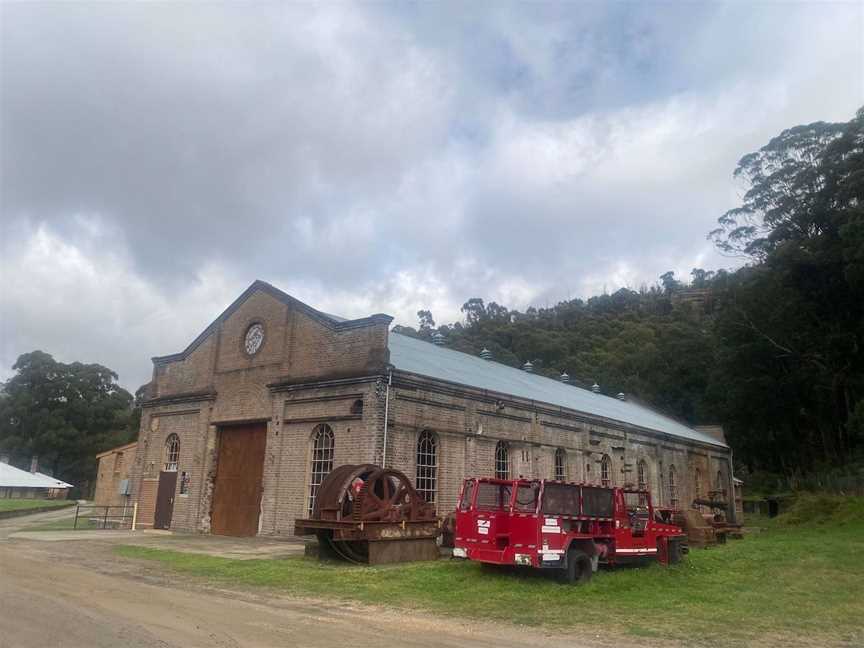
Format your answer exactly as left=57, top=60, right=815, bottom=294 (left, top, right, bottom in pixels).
left=0, top=512, right=620, bottom=648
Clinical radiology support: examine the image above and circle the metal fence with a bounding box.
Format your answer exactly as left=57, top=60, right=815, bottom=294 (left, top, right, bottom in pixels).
left=73, top=503, right=138, bottom=530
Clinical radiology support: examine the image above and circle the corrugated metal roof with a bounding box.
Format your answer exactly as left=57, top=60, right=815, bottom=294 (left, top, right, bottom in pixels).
left=0, top=463, right=73, bottom=489
left=388, top=332, right=725, bottom=448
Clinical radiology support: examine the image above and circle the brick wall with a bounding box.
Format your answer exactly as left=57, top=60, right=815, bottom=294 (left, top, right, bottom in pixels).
left=131, top=285, right=392, bottom=535
left=258, top=382, right=380, bottom=536
left=129, top=284, right=737, bottom=536
left=93, top=443, right=136, bottom=508
left=129, top=403, right=212, bottom=530
left=382, top=377, right=733, bottom=520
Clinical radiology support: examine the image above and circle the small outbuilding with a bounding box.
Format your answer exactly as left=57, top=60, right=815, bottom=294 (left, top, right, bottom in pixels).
left=0, top=456, right=73, bottom=499
left=94, top=442, right=137, bottom=508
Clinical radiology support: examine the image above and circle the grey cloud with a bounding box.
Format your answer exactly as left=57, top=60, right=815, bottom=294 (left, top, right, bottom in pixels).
left=1, top=2, right=862, bottom=389
left=2, top=3, right=455, bottom=286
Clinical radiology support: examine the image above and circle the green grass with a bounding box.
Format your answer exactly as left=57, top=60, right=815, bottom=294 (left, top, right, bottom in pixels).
left=0, top=499, right=73, bottom=513
left=115, top=497, right=864, bottom=647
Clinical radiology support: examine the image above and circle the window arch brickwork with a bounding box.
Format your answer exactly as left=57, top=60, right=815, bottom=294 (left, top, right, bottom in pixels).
left=637, top=459, right=648, bottom=505
left=694, top=468, right=704, bottom=510
left=668, top=465, right=678, bottom=507
left=600, top=454, right=612, bottom=487
left=554, top=448, right=566, bottom=481
left=715, top=469, right=726, bottom=496
left=308, top=424, right=335, bottom=515
left=658, top=461, right=665, bottom=505
left=637, top=460, right=647, bottom=491
left=416, top=430, right=438, bottom=504
left=164, top=434, right=180, bottom=472
left=495, top=441, right=510, bottom=480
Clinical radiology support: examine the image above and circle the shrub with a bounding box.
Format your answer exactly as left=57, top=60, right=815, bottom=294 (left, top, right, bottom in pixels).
left=776, top=493, right=864, bottom=527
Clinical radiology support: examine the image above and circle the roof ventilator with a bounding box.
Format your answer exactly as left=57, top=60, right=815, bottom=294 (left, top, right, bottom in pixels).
left=591, top=382, right=601, bottom=394
left=559, top=372, right=570, bottom=383
left=431, top=332, right=446, bottom=346
left=617, top=392, right=626, bottom=401
left=522, top=361, right=534, bottom=373
left=480, top=348, right=493, bottom=360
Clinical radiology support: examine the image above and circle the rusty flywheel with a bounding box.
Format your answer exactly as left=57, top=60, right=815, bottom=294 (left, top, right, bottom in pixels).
left=312, top=464, right=436, bottom=524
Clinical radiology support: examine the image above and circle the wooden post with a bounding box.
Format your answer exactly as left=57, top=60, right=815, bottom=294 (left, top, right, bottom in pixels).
left=131, top=502, right=138, bottom=531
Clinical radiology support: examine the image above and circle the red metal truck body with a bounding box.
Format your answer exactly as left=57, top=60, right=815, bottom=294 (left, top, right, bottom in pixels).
left=453, top=477, right=686, bottom=580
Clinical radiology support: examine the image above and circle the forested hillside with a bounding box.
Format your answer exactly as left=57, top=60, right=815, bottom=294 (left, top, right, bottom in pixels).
left=395, top=108, right=864, bottom=486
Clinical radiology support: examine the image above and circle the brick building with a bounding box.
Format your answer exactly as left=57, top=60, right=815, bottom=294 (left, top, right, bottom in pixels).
left=94, top=441, right=137, bottom=508
left=129, top=280, right=736, bottom=536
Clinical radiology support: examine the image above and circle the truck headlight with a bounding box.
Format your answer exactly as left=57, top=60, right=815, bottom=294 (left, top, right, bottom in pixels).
left=452, top=547, right=467, bottom=558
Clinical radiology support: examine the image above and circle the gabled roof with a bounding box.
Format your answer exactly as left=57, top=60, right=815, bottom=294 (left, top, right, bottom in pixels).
left=0, top=462, right=73, bottom=489
left=147, top=279, right=723, bottom=449
left=153, top=280, right=392, bottom=365
left=388, top=333, right=725, bottom=448
left=95, top=441, right=138, bottom=460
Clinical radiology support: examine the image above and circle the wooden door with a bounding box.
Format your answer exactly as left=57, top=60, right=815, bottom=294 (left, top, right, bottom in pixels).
left=154, top=471, right=178, bottom=529
left=210, top=423, right=267, bottom=536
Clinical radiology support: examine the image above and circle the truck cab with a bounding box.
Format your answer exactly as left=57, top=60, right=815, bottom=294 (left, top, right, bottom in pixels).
left=453, top=477, right=686, bottom=584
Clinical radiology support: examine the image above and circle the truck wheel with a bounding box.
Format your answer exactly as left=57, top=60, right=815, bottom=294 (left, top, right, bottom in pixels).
left=559, top=550, right=592, bottom=585
left=668, top=539, right=682, bottom=564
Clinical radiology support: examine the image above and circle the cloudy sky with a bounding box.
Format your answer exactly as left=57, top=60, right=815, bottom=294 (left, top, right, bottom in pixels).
left=1, top=2, right=862, bottom=391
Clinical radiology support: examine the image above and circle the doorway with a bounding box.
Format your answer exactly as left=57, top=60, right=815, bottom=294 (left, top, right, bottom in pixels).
left=154, top=471, right=178, bottom=529
left=210, top=423, right=267, bottom=536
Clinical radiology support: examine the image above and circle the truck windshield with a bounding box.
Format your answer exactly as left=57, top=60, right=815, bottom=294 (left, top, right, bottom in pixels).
left=541, top=483, right=580, bottom=515
left=582, top=486, right=615, bottom=517
left=514, top=483, right=539, bottom=513
left=475, top=482, right=512, bottom=511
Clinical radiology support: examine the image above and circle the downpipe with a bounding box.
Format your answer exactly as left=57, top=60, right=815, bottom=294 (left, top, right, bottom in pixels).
left=729, top=447, right=738, bottom=524
left=382, top=367, right=392, bottom=467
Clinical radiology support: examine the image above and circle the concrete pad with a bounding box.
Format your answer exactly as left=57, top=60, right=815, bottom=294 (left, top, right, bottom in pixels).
left=10, top=530, right=142, bottom=542
left=124, top=533, right=310, bottom=560
left=10, top=527, right=309, bottom=560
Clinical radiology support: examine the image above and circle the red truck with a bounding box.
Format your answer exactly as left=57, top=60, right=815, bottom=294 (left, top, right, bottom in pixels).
left=453, top=477, right=686, bottom=584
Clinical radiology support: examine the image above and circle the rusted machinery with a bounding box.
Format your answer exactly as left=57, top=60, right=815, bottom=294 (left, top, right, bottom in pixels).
left=674, top=508, right=719, bottom=548
left=675, top=497, right=744, bottom=547
left=294, top=464, right=440, bottom=564
left=693, top=497, right=744, bottom=540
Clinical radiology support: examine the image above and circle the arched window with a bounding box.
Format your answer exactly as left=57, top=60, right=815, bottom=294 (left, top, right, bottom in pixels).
left=495, top=441, right=510, bottom=479
left=668, top=465, right=678, bottom=507
left=164, top=434, right=180, bottom=472
left=600, top=454, right=612, bottom=487
left=715, top=469, right=725, bottom=496
left=308, top=424, right=335, bottom=515
left=416, top=430, right=438, bottom=503
left=694, top=468, right=703, bottom=510
left=554, top=448, right=566, bottom=481
left=637, top=460, right=647, bottom=491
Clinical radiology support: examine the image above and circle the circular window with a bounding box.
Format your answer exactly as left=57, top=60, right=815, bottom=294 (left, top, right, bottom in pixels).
left=244, top=322, right=265, bottom=356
